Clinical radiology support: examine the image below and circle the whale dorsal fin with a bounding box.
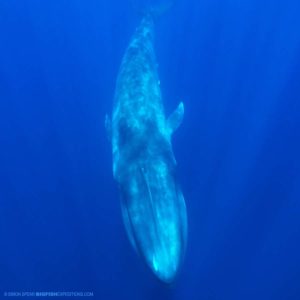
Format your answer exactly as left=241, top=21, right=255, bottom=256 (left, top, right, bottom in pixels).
left=105, top=114, right=112, bottom=141
left=167, top=102, right=184, bottom=135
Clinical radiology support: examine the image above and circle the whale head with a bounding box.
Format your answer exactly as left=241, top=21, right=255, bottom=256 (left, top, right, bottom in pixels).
left=119, top=150, right=187, bottom=283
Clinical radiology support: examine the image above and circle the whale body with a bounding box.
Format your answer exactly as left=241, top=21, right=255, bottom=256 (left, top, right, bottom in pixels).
left=106, top=13, right=187, bottom=283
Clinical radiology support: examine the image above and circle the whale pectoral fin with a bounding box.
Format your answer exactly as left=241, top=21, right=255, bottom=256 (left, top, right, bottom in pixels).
left=105, top=114, right=112, bottom=141
left=167, top=102, right=184, bottom=134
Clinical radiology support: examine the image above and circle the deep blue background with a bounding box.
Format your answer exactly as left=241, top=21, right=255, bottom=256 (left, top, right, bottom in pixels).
left=0, top=0, right=299, bottom=299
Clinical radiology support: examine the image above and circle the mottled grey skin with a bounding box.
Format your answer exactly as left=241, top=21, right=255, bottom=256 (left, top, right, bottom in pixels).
left=106, top=14, right=187, bottom=283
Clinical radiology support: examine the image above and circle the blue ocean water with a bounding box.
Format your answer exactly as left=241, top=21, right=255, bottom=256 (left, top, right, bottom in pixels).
left=0, top=0, right=299, bottom=299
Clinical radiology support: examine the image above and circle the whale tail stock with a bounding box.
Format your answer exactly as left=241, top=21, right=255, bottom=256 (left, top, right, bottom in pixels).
left=130, top=0, right=174, bottom=18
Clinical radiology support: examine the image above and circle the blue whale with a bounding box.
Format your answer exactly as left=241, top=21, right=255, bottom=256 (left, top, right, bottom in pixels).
left=106, top=12, right=187, bottom=283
